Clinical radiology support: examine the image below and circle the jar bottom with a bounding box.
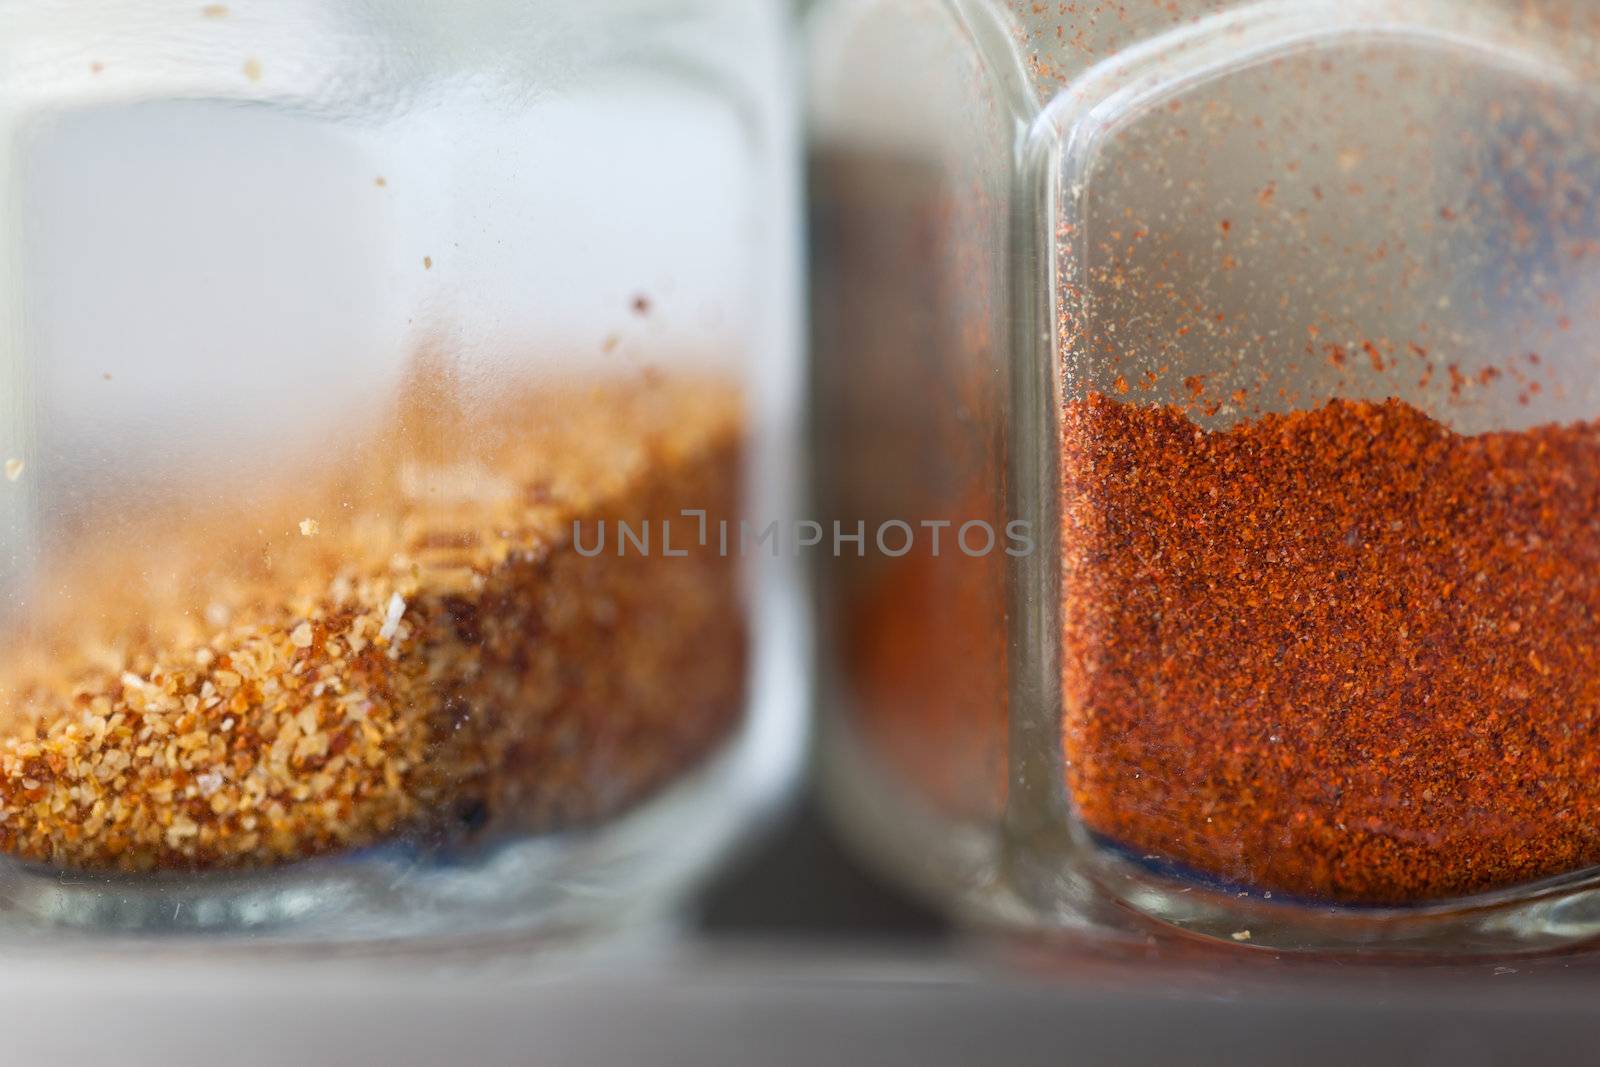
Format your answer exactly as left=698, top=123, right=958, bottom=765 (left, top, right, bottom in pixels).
left=0, top=738, right=757, bottom=944
left=1063, top=846, right=1600, bottom=955
left=825, top=713, right=1600, bottom=954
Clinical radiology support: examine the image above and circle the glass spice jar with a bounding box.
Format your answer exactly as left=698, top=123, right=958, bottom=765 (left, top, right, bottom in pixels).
left=0, top=0, right=802, bottom=940
left=811, top=0, right=1600, bottom=952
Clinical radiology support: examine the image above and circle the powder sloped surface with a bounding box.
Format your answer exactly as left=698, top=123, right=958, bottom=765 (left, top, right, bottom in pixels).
left=0, top=374, right=746, bottom=873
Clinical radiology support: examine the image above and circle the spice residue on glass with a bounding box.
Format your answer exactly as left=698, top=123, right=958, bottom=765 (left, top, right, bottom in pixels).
left=1060, top=387, right=1600, bottom=905
left=0, top=365, right=745, bottom=872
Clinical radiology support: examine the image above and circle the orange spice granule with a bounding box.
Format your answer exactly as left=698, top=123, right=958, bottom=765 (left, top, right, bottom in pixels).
left=0, top=371, right=746, bottom=872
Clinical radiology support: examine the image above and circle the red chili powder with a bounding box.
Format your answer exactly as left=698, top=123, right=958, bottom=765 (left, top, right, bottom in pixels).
left=1060, top=392, right=1600, bottom=905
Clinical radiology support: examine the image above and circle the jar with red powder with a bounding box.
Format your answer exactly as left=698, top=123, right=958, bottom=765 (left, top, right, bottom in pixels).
left=811, top=0, right=1600, bottom=951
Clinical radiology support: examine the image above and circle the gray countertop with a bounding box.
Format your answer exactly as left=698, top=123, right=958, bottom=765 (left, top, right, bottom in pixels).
left=1, top=804, right=1597, bottom=1066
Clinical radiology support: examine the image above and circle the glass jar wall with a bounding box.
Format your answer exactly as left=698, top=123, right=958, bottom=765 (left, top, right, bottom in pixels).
left=0, top=0, right=801, bottom=940
left=811, top=0, right=1600, bottom=952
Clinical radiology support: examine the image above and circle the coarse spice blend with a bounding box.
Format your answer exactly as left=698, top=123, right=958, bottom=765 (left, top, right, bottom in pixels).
left=0, top=367, right=746, bottom=873
left=1061, top=390, right=1600, bottom=906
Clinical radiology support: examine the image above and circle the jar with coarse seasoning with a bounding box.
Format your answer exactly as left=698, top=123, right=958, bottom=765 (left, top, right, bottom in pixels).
left=0, top=0, right=802, bottom=940
left=811, top=0, right=1600, bottom=952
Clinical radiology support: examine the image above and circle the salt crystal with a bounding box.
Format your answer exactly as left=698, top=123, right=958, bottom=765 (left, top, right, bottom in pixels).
left=379, top=592, right=406, bottom=643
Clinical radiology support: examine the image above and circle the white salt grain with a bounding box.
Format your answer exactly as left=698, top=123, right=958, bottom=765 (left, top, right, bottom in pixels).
left=379, top=592, right=406, bottom=643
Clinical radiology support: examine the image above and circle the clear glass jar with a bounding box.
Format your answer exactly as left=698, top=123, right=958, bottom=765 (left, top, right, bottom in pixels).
left=812, top=0, right=1600, bottom=952
left=0, top=0, right=801, bottom=940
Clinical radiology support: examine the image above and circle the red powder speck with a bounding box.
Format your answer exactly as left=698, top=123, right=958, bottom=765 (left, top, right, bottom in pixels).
left=1363, top=340, right=1385, bottom=372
